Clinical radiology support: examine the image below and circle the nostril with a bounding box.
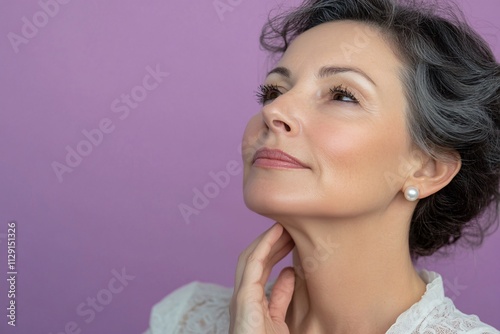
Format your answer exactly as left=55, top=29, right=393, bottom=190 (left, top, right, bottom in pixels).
left=272, top=120, right=291, bottom=132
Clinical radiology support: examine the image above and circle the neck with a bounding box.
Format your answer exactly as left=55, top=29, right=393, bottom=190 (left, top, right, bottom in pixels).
left=276, top=211, right=427, bottom=334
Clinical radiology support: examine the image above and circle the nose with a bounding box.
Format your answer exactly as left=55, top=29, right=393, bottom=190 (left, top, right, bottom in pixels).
left=261, top=95, right=300, bottom=136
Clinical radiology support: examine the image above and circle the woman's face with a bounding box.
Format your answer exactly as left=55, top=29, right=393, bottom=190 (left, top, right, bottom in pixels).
left=242, top=20, right=417, bottom=220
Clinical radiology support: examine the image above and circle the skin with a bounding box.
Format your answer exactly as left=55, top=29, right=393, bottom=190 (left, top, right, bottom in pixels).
left=230, top=20, right=461, bottom=334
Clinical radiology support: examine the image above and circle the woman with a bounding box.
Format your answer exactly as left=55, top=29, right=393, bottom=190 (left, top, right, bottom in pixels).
left=146, top=0, right=500, bottom=332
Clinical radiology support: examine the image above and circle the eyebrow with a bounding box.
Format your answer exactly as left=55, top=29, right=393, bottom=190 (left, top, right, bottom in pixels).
left=267, top=67, right=291, bottom=78
left=267, top=66, right=377, bottom=87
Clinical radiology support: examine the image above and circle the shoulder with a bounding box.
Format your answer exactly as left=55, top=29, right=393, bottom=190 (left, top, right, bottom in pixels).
left=145, top=281, right=233, bottom=334
left=389, top=270, right=499, bottom=334
left=417, top=297, right=499, bottom=334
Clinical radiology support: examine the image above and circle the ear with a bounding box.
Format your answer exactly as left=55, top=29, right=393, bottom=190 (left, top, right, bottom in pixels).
left=405, top=150, right=461, bottom=199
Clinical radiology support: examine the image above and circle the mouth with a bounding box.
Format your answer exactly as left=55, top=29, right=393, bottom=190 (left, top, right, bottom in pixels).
left=252, top=148, right=309, bottom=169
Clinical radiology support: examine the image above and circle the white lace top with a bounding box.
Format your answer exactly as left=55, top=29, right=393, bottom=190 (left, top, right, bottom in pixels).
left=143, top=270, right=499, bottom=334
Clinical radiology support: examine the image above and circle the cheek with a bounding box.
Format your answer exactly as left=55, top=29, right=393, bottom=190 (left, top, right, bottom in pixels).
left=242, top=114, right=262, bottom=152
left=242, top=114, right=264, bottom=176
left=313, top=119, right=411, bottom=192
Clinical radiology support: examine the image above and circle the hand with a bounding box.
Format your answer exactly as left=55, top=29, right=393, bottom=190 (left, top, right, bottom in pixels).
left=229, top=223, right=296, bottom=334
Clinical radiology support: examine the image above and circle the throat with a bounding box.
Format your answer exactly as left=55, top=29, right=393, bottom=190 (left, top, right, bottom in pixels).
left=284, top=248, right=427, bottom=334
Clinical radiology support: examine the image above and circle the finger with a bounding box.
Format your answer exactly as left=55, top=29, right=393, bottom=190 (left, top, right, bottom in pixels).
left=233, top=223, right=282, bottom=291
left=268, top=267, right=295, bottom=322
left=260, top=237, right=295, bottom=287
left=233, top=225, right=271, bottom=292
left=262, top=226, right=293, bottom=267
left=238, top=224, right=288, bottom=291
left=231, top=224, right=282, bottom=313
left=231, top=235, right=294, bottom=317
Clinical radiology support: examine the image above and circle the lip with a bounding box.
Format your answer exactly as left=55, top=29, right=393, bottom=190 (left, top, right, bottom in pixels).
left=252, top=148, right=309, bottom=169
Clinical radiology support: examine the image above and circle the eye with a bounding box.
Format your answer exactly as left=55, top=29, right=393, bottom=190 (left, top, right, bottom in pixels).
left=255, top=84, right=282, bottom=105
left=329, top=85, right=358, bottom=103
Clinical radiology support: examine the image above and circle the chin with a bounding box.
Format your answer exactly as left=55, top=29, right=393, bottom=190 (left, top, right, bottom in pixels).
left=243, top=185, right=306, bottom=220
left=244, top=187, right=275, bottom=215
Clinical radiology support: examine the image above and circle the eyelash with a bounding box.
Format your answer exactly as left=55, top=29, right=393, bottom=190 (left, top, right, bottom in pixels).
left=255, top=84, right=358, bottom=105
left=329, top=85, right=358, bottom=103
left=255, top=84, right=280, bottom=105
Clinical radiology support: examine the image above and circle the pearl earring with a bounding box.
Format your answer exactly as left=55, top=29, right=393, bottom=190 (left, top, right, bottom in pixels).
left=404, top=187, right=420, bottom=201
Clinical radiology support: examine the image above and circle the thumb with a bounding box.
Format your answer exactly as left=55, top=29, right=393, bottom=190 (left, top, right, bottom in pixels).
left=268, top=267, right=295, bottom=322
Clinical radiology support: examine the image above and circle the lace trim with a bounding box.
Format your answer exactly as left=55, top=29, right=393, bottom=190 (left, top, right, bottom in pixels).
left=147, top=272, right=499, bottom=334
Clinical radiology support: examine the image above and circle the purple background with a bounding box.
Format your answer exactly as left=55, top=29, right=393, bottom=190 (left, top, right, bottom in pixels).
left=0, top=0, right=498, bottom=333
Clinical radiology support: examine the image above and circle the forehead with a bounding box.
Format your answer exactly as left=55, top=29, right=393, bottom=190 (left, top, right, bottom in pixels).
left=276, top=20, right=402, bottom=77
